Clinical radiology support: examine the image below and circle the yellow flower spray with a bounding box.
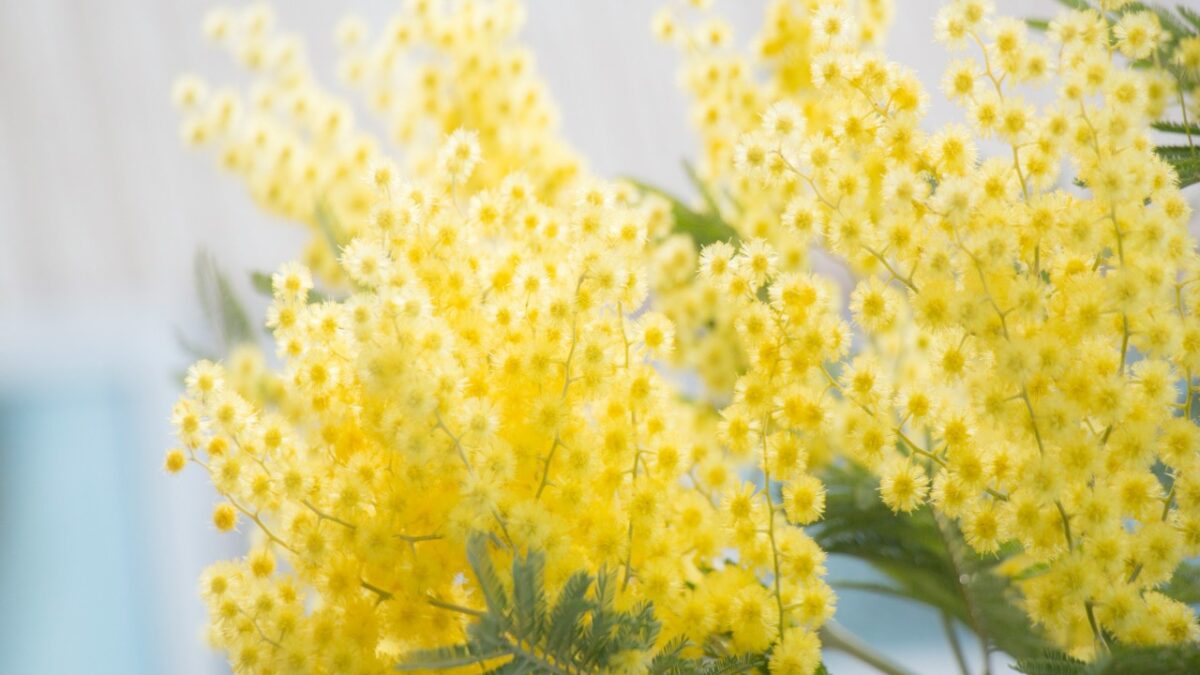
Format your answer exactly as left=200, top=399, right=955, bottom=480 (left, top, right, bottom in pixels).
left=698, top=0, right=1200, bottom=661
left=169, top=0, right=1200, bottom=672
left=171, top=2, right=832, bottom=673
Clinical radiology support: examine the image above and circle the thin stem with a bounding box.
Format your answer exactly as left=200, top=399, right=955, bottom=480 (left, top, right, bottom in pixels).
left=1020, top=389, right=1044, bottom=455
left=303, top=499, right=356, bottom=530
left=820, top=620, right=916, bottom=675
left=1056, top=501, right=1073, bottom=552
left=361, top=579, right=393, bottom=602
left=1118, top=314, right=1130, bottom=376
left=763, top=424, right=786, bottom=642
left=931, top=511, right=992, bottom=675
left=434, top=409, right=474, bottom=476
left=535, top=435, right=562, bottom=500
left=397, top=532, right=442, bottom=544
left=426, top=595, right=486, bottom=618
left=1176, top=76, right=1195, bottom=150
left=942, top=612, right=971, bottom=675
left=621, top=408, right=642, bottom=591
left=535, top=289, right=583, bottom=502
left=229, top=498, right=297, bottom=555
left=504, top=639, right=570, bottom=675
left=864, top=245, right=918, bottom=292
left=241, top=608, right=283, bottom=649
left=1086, top=601, right=1110, bottom=654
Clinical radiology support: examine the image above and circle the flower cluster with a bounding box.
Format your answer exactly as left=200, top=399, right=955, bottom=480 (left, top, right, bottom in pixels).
left=649, top=0, right=892, bottom=398
left=173, top=0, right=584, bottom=287
left=712, top=0, right=1200, bottom=659
left=170, top=2, right=835, bottom=673
left=331, top=0, right=583, bottom=201
left=169, top=0, right=1200, bottom=671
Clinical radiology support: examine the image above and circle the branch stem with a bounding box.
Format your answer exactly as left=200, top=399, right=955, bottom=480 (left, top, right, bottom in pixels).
left=820, top=621, right=916, bottom=675
left=942, top=612, right=972, bottom=675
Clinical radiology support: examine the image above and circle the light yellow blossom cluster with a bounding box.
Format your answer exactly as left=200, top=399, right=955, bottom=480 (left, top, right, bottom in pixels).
left=332, top=0, right=583, bottom=202
left=173, top=0, right=585, bottom=287
left=1108, top=3, right=1200, bottom=133
left=169, top=0, right=1200, bottom=669
left=173, top=3, right=373, bottom=284
left=649, top=0, right=892, bottom=398
left=169, top=2, right=836, bottom=673
left=709, top=0, right=1200, bottom=659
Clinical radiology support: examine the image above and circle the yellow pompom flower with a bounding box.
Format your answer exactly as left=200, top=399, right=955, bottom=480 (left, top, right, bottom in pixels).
left=170, top=4, right=849, bottom=672
left=697, top=0, right=1200, bottom=657
left=211, top=503, right=237, bottom=532
left=169, top=0, right=1200, bottom=669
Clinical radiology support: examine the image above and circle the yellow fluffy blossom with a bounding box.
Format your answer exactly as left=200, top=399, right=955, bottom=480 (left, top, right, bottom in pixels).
left=171, top=0, right=1200, bottom=670
left=705, top=0, right=1200, bottom=659
left=651, top=0, right=892, bottom=398
left=171, top=2, right=835, bottom=671
left=174, top=1, right=588, bottom=287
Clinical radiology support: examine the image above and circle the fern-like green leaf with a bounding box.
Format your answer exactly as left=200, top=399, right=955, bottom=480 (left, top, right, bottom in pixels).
left=402, top=537, right=780, bottom=673
left=815, top=463, right=1054, bottom=663
left=1013, top=650, right=1088, bottom=675
left=1098, top=644, right=1200, bottom=674
left=646, top=636, right=691, bottom=674
left=623, top=177, right=738, bottom=249
left=396, top=644, right=509, bottom=671
left=398, top=540, right=647, bottom=673
left=1168, top=155, right=1200, bottom=188
left=695, top=652, right=769, bottom=674
left=545, top=571, right=591, bottom=658
left=249, top=270, right=274, bottom=297
left=511, top=547, right=547, bottom=645
left=1178, top=5, right=1200, bottom=32
left=1052, top=0, right=1093, bottom=11
left=194, top=250, right=254, bottom=350
left=467, top=534, right=510, bottom=616
left=1160, top=560, right=1200, bottom=604
left=1016, top=644, right=1200, bottom=675
left=579, top=566, right=620, bottom=669
left=1152, top=120, right=1200, bottom=135
left=1153, top=145, right=1200, bottom=160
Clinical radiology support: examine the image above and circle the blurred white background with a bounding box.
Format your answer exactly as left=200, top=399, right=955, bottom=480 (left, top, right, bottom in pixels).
left=0, top=1, right=1106, bottom=673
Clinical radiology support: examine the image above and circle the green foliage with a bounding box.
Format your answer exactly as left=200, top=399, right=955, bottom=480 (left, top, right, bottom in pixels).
left=1052, top=0, right=1094, bottom=11
left=814, top=466, right=1200, bottom=673
left=1162, top=152, right=1200, bottom=188
left=813, top=464, right=1055, bottom=664
left=1153, top=120, right=1200, bottom=136
left=1015, top=644, right=1200, bottom=674
left=194, top=250, right=254, bottom=350
left=249, top=270, right=274, bottom=297
left=1179, top=5, right=1200, bottom=33
left=1160, top=561, right=1200, bottom=605
left=397, top=535, right=771, bottom=674
left=1013, top=651, right=1090, bottom=675
left=626, top=161, right=738, bottom=249
left=177, top=250, right=259, bottom=373
left=175, top=250, right=266, bottom=381
left=648, top=640, right=770, bottom=675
